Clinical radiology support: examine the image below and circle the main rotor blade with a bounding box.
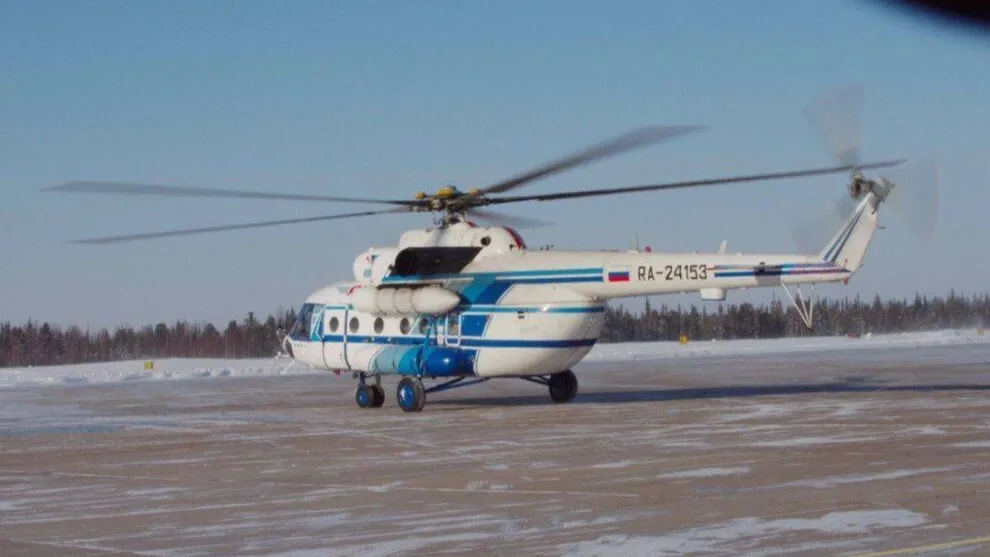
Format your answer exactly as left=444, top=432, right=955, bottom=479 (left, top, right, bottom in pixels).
left=478, top=125, right=705, bottom=196
left=72, top=207, right=412, bottom=245
left=466, top=207, right=553, bottom=229
left=486, top=160, right=905, bottom=205
left=45, top=181, right=421, bottom=206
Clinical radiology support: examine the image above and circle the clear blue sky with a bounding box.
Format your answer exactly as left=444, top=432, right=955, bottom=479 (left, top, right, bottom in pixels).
left=2, top=0, right=988, bottom=329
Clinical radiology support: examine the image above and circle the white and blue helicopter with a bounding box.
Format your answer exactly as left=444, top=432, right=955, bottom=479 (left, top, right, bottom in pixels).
left=47, top=88, right=937, bottom=412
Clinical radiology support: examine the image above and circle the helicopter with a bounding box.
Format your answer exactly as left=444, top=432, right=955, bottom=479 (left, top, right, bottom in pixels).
left=44, top=87, right=938, bottom=412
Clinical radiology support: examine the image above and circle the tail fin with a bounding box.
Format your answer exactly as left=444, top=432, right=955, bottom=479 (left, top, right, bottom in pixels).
left=817, top=193, right=880, bottom=271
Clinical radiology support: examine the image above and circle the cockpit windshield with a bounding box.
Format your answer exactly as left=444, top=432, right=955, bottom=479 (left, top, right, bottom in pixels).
left=289, top=303, right=316, bottom=341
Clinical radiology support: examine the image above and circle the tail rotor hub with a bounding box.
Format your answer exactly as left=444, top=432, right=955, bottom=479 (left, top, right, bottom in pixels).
left=848, top=172, right=873, bottom=199
left=847, top=170, right=894, bottom=203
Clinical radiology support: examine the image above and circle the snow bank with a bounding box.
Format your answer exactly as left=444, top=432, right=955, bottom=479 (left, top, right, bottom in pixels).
left=0, top=356, right=313, bottom=389
left=1, top=329, right=987, bottom=389
left=585, top=328, right=990, bottom=363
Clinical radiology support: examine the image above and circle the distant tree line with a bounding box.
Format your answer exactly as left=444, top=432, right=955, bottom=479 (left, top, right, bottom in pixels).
left=1, top=309, right=298, bottom=368
left=1, top=290, right=987, bottom=368
left=600, top=290, right=988, bottom=342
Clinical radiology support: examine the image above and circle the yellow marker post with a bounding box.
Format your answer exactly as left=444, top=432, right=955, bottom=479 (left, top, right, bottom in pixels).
left=679, top=334, right=688, bottom=345
left=144, top=361, right=154, bottom=370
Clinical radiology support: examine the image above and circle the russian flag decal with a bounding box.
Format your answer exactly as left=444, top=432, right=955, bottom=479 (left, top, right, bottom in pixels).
left=607, top=267, right=630, bottom=282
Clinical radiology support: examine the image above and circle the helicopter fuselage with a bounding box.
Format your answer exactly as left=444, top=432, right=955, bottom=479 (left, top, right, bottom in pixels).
left=286, top=194, right=878, bottom=380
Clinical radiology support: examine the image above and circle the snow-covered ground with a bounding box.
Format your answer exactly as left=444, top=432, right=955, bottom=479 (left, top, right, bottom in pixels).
left=3, top=328, right=990, bottom=556
left=586, top=328, right=990, bottom=362
left=2, top=328, right=988, bottom=389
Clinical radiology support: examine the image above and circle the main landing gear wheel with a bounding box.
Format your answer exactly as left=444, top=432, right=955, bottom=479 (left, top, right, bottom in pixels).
left=397, top=377, right=426, bottom=413
left=548, top=370, right=578, bottom=403
left=355, top=384, right=385, bottom=409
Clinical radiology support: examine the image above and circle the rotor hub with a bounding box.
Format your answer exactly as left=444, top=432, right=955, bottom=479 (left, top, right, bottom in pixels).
left=847, top=171, right=894, bottom=203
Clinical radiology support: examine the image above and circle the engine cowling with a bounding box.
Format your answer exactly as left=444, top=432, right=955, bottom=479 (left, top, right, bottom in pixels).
left=351, top=285, right=461, bottom=316
left=352, top=247, right=401, bottom=284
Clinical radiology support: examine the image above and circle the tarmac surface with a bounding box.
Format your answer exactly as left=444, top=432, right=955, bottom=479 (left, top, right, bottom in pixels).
left=3, top=343, right=990, bottom=556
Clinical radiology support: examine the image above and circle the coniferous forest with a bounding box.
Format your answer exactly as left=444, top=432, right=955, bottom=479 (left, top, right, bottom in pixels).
left=1, top=291, right=987, bottom=368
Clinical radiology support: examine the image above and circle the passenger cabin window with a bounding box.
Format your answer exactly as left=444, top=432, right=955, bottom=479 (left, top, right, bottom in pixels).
left=289, top=304, right=316, bottom=340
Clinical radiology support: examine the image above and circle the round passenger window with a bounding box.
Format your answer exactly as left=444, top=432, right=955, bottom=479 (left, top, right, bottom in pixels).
left=418, top=318, right=429, bottom=334
left=374, top=317, right=384, bottom=334
left=349, top=316, right=359, bottom=333
left=480, top=235, right=491, bottom=246
left=399, top=317, right=411, bottom=334
left=329, top=317, right=339, bottom=332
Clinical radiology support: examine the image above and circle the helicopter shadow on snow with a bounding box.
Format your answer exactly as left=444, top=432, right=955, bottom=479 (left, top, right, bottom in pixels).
left=429, top=375, right=990, bottom=408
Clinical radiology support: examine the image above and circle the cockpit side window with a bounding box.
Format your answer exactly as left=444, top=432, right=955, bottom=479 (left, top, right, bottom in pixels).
left=289, top=303, right=316, bottom=341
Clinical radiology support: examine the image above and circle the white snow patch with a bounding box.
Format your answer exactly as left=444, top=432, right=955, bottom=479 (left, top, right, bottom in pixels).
left=124, top=487, right=185, bottom=497
left=752, top=435, right=883, bottom=447
left=952, top=440, right=990, bottom=448
left=778, top=466, right=956, bottom=489
left=560, top=509, right=928, bottom=556
left=368, top=481, right=404, bottom=493
left=656, top=466, right=750, bottom=479
left=260, top=533, right=494, bottom=557
left=592, top=460, right=637, bottom=469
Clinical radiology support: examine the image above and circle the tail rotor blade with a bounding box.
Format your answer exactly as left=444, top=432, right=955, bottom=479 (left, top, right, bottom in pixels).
left=804, top=83, right=865, bottom=168
left=885, top=155, right=939, bottom=241
left=790, top=194, right=858, bottom=254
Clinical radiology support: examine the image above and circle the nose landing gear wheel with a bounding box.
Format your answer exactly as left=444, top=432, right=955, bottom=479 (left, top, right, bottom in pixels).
left=397, top=377, right=426, bottom=412
left=356, top=384, right=386, bottom=408
left=548, top=370, right=578, bottom=403
left=355, top=385, right=373, bottom=408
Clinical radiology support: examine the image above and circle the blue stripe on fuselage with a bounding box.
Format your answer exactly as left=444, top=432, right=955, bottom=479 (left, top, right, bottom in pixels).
left=461, top=305, right=604, bottom=314
left=319, top=334, right=595, bottom=348
left=713, top=267, right=847, bottom=278
left=461, top=315, right=489, bottom=336
left=317, top=303, right=604, bottom=315
left=381, top=267, right=604, bottom=284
